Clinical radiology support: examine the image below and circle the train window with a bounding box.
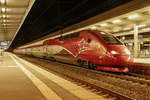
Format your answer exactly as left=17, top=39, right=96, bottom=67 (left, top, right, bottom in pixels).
left=43, top=40, right=49, bottom=44
left=101, top=35, right=122, bottom=45
left=87, top=38, right=91, bottom=43
left=59, top=36, right=63, bottom=41
left=59, top=33, right=79, bottom=41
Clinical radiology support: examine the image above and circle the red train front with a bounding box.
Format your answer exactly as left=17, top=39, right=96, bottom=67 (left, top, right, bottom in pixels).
left=45, top=30, right=133, bottom=72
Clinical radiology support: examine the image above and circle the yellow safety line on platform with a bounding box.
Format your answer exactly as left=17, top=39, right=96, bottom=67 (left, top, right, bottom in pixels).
left=12, top=54, right=107, bottom=100
left=10, top=54, right=62, bottom=100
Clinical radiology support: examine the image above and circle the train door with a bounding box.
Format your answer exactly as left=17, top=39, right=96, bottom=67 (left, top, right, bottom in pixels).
left=33, top=47, right=42, bottom=57
left=32, top=47, right=37, bottom=57
left=43, top=45, right=48, bottom=58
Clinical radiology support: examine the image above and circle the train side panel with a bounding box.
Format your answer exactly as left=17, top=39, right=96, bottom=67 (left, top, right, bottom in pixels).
left=31, top=46, right=47, bottom=58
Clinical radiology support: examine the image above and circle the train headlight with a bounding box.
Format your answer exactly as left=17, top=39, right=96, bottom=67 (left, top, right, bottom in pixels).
left=125, top=49, right=131, bottom=55
left=111, top=50, right=119, bottom=54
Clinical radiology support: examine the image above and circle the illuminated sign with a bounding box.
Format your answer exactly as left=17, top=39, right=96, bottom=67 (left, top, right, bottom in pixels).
left=138, top=35, right=143, bottom=39
left=0, top=42, right=8, bottom=46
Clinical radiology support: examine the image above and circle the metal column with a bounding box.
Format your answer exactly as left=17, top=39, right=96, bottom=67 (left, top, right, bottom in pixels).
left=134, top=24, right=138, bottom=58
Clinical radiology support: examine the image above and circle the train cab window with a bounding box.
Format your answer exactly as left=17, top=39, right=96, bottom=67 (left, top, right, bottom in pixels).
left=87, top=38, right=91, bottom=43
left=101, top=35, right=122, bottom=45
left=59, top=33, right=79, bottom=41
left=43, top=40, right=49, bottom=44
left=59, top=36, right=63, bottom=41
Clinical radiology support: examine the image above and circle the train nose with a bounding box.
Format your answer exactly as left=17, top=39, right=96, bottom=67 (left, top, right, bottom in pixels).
left=109, top=45, right=131, bottom=56
left=108, top=45, right=133, bottom=66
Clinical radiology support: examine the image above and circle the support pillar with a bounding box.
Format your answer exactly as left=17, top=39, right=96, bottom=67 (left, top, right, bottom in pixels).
left=134, top=24, right=138, bottom=58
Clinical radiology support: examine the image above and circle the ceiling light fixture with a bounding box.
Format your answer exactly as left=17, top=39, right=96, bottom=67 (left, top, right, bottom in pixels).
left=100, top=23, right=107, bottom=27
left=1, top=8, right=6, bottom=12
left=91, top=26, right=97, bottom=30
left=122, top=36, right=125, bottom=40
left=2, top=15, right=6, bottom=18
left=0, top=0, right=5, bottom=3
left=3, top=20, right=6, bottom=22
left=137, top=24, right=146, bottom=28
left=112, top=19, right=121, bottom=23
left=142, top=28, right=150, bottom=31
left=123, top=27, right=131, bottom=30
left=128, top=14, right=139, bottom=19
left=113, top=29, right=119, bottom=32
left=130, top=30, right=134, bottom=32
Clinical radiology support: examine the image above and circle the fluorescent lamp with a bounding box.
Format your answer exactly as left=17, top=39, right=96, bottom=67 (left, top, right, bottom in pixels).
left=3, top=20, right=6, bottom=22
left=130, top=30, right=134, bottom=32
left=128, top=14, right=139, bottom=19
left=91, top=26, right=97, bottom=30
left=112, top=19, right=121, bottom=23
left=113, top=29, right=119, bottom=32
left=122, top=36, right=125, bottom=40
left=1, top=8, right=6, bottom=12
left=123, top=27, right=131, bottom=30
left=128, top=43, right=133, bottom=46
left=2, top=15, right=6, bottom=18
left=142, top=28, right=150, bottom=31
left=0, top=0, right=5, bottom=3
left=137, top=24, right=146, bottom=28
left=100, top=23, right=107, bottom=27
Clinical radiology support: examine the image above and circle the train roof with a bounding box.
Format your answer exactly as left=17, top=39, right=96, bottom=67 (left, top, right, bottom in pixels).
left=58, top=29, right=112, bottom=37
left=87, top=30, right=112, bottom=36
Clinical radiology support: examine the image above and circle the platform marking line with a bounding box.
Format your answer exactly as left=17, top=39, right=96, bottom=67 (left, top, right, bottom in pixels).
left=7, top=66, right=18, bottom=67
left=13, top=54, right=106, bottom=100
left=10, top=54, right=62, bottom=100
left=0, top=66, right=18, bottom=68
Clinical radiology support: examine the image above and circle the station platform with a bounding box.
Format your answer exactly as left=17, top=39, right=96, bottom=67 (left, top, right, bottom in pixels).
left=134, top=58, right=150, bottom=64
left=0, top=52, right=107, bottom=100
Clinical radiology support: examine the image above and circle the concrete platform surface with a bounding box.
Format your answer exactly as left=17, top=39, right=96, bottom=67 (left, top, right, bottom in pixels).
left=0, top=52, right=108, bottom=100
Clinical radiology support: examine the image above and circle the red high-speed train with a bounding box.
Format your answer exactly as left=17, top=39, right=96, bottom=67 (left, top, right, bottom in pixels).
left=14, top=30, right=133, bottom=72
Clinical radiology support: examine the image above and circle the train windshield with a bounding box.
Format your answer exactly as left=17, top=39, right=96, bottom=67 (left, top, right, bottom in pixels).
left=101, top=35, right=122, bottom=45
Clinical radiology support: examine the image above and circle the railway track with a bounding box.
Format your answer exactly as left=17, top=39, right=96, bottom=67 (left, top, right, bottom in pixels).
left=56, top=71, right=133, bottom=100
left=17, top=54, right=150, bottom=100
left=94, top=71, right=150, bottom=86
left=125, top=72, right=150, bottom=80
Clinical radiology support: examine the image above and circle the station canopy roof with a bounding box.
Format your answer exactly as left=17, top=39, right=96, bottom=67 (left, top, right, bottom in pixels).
left=8, top=0, right=150, bottom=49
left=0, top=0, right=34, bottom=48
left=89, top=6, right=150, bottom=37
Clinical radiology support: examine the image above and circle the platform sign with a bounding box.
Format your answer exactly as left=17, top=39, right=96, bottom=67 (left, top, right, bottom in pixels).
left=138, top=35, right=143, bottom=39
left=0, top=42, right=8, bottom=46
